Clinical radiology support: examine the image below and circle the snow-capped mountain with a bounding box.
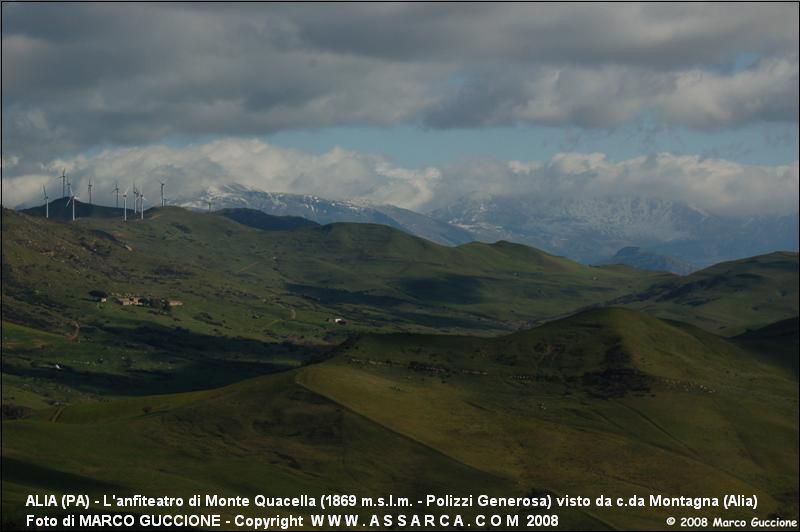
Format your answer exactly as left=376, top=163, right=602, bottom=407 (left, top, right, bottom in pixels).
left=180, top=184, right=473, bottom=246
left=177, top=185, right=798, bottom=269
left=429, top=195, right=799, bottom=267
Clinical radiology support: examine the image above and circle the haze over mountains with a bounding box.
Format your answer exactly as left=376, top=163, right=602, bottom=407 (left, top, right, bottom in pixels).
left=433, top=194, right=800, bottom=266
left=173, top=183, right=799, bottom=272
left=179, top=184, right=473, bottom=247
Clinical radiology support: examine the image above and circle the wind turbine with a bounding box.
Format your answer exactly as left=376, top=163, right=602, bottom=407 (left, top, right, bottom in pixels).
left=160, top=182, right=165, bottom=207
left=87, top=180, right=93, bottom=205
left=60, top=169, right=67, bottom=198
left=140, top=193, right=146, bottom=220
left=66, top=179, right=72, bottom=199
left=132, top=185, right=139, bottom=214
left=113, top=182, right=120, bottom=208
left=42, top=185, right=49, bottom=219
left=66, top=193, right=79, bottom=221
left=122, top=189, right=129, bottom=221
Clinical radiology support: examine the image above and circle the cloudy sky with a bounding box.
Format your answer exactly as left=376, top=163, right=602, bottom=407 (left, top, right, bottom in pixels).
left=2, top=3, right=798, bottom=215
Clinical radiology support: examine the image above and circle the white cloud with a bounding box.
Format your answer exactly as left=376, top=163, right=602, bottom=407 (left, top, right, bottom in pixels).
left=2, top=139, right=441, bottom=212
left=3, top=139, right=796, bottom=218
left=435, top=152, right=799, bottom=217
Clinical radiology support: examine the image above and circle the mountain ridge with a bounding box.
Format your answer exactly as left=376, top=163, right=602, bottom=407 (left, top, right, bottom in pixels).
left=429, top=194, right=799, bottom=266
left=599, top=246, right=697, bottom=275
left=180, top=184, right=474, bottom=246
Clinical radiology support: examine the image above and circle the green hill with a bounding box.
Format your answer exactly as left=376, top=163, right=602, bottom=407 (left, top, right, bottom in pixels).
left=3, top=205, right=796, bottom=411
left=21, top=197, right=125, bottom=220
left=734, top=317, right=799, bottom=377
left=616, top=252, right=799, bottom=336
left=3, top=308, right=797, bottom=530
left=300, top=308, right=799, bottom=527
left=216, top=207, right=319, bottom=231
left=1, top=205, right=662, bottom=409
left=3, top=205, right=798, bottom=530
left=2, top=206, right=657, bottom=338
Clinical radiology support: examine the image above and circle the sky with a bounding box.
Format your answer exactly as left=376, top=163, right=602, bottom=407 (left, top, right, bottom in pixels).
left=2, top=3, right=798, bottom=216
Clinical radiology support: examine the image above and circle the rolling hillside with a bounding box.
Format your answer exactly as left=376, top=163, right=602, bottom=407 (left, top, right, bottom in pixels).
left=2, top=205, right=663, bottom=342
left=300, top=308, right=799, bottom=527
left=3, top=205, right=798, bottom=531
left=615, top=252, right=799, bottom=336
left=216, top=208, right=319, bottom=231
left=4, top=205, right=797, bottom=410
left=1, top=205, right=661, bottom=409
left=3, top=309, right=797, bottom=530
left=20, top=197, right=124, bottom=221
left=734, top=317, right=799, bottom=377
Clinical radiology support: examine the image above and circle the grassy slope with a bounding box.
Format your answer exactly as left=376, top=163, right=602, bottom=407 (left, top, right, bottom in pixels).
left=3, top=309, right=797, bottom=530
left=299, top=308, right=799, bottom=529
left=3, top=207, right=798, bottom=530
left=2, top=206, right=660, bottom=407
left=2, top=207, right=660, bottom=337
left=617, top=252, right=799, bottom=336
left=2, top=371, right=523, bottom=529
left=734, top=317, right=799, bottom=377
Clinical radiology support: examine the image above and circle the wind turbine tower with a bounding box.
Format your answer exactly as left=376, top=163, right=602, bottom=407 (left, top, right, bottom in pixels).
left=140, top=194, right=146, bottom=220
left=160, top=182, right=165, bottom=207
left=66, top=193, right=79, bottom=221
left=60, top=169, right=67, bottom=198
left=42, top=185, right=49, bottom=219
left=122, top=189, right=129, bottom=221
left=88, top=180, right=93, bottom=205
left=206, top=200, right=212, bottom=213
left=113, top=183, right=120, bottom=208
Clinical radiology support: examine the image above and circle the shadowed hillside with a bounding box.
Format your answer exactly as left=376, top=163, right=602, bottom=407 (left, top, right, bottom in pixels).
left=21, top=197, right=125, bottom=221
left=735, top=317, right=799, bottom=377
left=614, top=252, right=799, bottom=336
left=3, top=308, right=797, bottom=530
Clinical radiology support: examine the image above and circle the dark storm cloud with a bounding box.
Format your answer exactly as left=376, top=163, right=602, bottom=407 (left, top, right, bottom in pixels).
left=2, top=3, right=798, bottom=169
left=286, top=3, right=795, bottom=68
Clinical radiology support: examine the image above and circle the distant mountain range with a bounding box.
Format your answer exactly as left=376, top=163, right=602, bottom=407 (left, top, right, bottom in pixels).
left=187, top=187, right=798, bottom=272
left=429, top=195, right=799, bottom=268
left=179, top=184, right=473, bottom=246
left=22, top=185, right=798, bottom=273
